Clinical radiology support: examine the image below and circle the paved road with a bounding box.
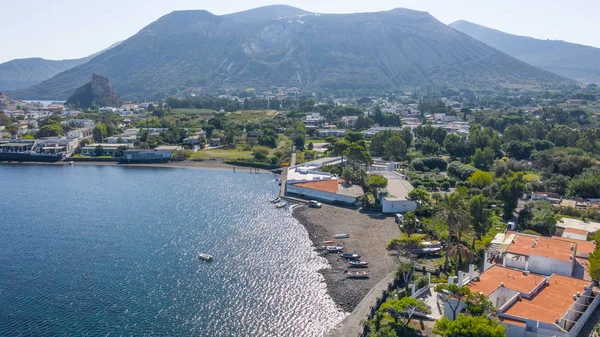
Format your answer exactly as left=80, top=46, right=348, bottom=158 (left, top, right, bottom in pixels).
left=326, top=271, right=396, bottom=337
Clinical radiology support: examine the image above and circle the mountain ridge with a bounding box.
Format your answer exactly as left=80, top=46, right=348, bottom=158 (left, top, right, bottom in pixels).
left=0, top=41, right=122, bottom=92
left=8, top=7, right=572, bottom=100
left=450, top=20, right=600, bottom=84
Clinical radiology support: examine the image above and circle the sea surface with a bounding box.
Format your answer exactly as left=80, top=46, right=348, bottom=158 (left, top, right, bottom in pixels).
left=22, top=100, right=65, bottom=106
left=0, top=165, right=345, bottom=336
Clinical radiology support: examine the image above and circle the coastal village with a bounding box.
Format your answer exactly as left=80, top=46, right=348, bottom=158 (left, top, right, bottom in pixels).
left=3, top=83, right=600, bottom=337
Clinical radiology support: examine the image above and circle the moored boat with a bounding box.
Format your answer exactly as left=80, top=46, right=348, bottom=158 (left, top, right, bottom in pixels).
left=326, top=246, right=344, bottom=252
left=275, top=202, right=286, bottom=208
left=198, top=253, right=213, bottom=262
left=348, top=259, right=368, bottom=267
left=270, top=197, right=280, bottom=203
left=334, top=234, right=349, bottom=239
left=340, top=253, right=361, bottom=259
left=322, top=240, right=335, bottom=245
left=347, top=271, right=369, bottom=278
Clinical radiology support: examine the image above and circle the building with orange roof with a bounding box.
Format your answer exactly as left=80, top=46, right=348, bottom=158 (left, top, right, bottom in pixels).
left=503, top=234, right=576, bottom=277
left=444, top=264, right=600, bottom=337
left=286, top=168, right=364, bottom=204
left=499, top=274, right=597, bottom=337
left=562, top=227, right=590, bottom=241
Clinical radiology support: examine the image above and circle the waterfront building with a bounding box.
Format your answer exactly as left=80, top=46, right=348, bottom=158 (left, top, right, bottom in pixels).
left=81, top=143, right=132, bottom=156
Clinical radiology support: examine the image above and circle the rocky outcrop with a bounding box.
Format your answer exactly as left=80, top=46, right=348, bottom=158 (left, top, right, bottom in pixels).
left=65, top=74, right=123, bottom=108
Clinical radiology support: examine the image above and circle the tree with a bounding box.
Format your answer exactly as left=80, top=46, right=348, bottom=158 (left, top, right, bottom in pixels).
left=93, top=124, right=107, bottom=143
left=384, top=136, right=407, bottom=161
left=251, top=146, right=270, bottom=161
left=94, top=145, right=104, bottom=157
left=589, top=244, right=600, bottom=281
left=419, top=138, right=440, bottom=155
left=366, top=174, right=388, bottom=197
left=402, top=212, right=419, bottom=237
left=498, top=173, right=525, bottom=219
left=37, top=123, right=63, bottom=138
left=467, top=170, right=493, bottom=189
left=345, top=143, right=371, bottom=169
left=380, top=297, right=431, bottom=329
left=567, top=167, right=600, bottom=198
left=469, top=195, right=492, bottom=247
left=434, top=315, right=506, bottom=337
left=444, top=133, right=471, bottom=158
left=204, top=124, right=215, bottom=139
left=517, top=201, right=558, bottom=236
left=434, top=193, right=470, bottom=272
left=471, top=147, right=494, bottom=171
left=407, top=188, right=430, bottom=204
left=387, top=237, right=421, bottom=291
left=434, top=284, right=472, bottom=320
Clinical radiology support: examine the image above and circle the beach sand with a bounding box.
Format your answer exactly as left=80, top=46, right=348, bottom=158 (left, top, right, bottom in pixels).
left=293, top=204, right=400, bottom=312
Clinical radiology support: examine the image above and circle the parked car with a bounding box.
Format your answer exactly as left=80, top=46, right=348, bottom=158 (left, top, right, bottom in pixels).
left=308, top=200, right=322, bottom=208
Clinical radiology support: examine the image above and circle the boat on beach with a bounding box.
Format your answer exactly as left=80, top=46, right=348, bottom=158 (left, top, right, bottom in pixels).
left=347, top=271, right=369, bottom=278
left=270, top=197, right=280, bottom=203
left=348, top=259, right=368, bottom=267
left=322, top=240, right=335, bottom=245
left=198, top=253, right=213, bottom=262
left=326, top=246, right=344, bottom=252
left=334, top=234, right=349, bottom=239
left=275, top=202, right=286, bottom=208
left=340, top=253, right=361, bottom=259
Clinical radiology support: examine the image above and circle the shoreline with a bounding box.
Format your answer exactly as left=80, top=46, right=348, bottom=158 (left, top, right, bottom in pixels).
left=292, top=204, right=400, bottom=313
left=0, top=159, right=276, bottom=173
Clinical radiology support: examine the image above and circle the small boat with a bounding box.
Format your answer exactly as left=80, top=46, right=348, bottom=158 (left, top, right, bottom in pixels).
left=270, top=197, right=280, bottom=203
left=275, top=202, right=286, bottom=208
left=198, top=253, right=213, bottom=262
left=334, top=234, right=349, bottom=239
left=326, top=246, right=344, bottom=253
left=68, top=161, right=74, bottom=165
left=322, top=240, right=335, bottom=245
left=340, top=253, right=361, bottom=259
left=348, top=259, right=369, bottom=267
left=347, top=271, right=369, bottom=278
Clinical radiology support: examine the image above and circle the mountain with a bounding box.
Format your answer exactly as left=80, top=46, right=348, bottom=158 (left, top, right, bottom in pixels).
left=0, top=41, right=121, bottom=92
left=9, top=7, right=572, bottom=100
left=64, top=74, right=123, bottom=108
left=450, top=20, right=600, bottom=84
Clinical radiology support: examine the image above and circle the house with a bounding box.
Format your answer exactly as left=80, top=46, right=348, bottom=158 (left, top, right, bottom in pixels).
left=67, top=128, right=93, bottom=140
left=360, top=127, right=403, bottom=138
left=122, top=147, right=178, bottom=163
left=532, top=191, right=562, bottom=203
left=444, top=264, right=600, bottom=337
left=286, top=166, right=363, bottom=204
left=503, top=234, right=576, bottom=277
left=561, top=228, right=590, bottom=241
left=209, top=138, right=221, bottom=147
left=104, top=135, right=137, bottom=144
left=304, top=113, right=323, bottom=127
left=368, top=158, right=399, bottom=172
left=376, top=171, right=417, bottom=213
left=81, top=143, right=132, bottom=156
left=183, top=135, right=204, bottom=145
left=316, top=129, right=346, bottom=137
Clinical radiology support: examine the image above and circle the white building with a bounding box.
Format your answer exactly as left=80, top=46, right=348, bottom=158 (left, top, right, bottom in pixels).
left=503, top=234, right=575, bottom=277
left=286, top=166, right=363, bottom=204
left=316, top=129, right=346, bottom=137
left=376, top=171, right=417, bottom=213
left=454, top=265, right=600, bottom=337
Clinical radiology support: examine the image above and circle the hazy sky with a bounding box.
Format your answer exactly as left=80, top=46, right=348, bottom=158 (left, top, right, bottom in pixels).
left=1, top=0, right=599, bottom=64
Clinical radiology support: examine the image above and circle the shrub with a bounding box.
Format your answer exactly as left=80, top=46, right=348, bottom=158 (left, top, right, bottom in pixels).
left=448, top=161, right=477, bottom=181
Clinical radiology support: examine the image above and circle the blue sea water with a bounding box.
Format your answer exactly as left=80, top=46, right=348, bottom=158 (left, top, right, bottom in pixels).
left=0, top=165, right=345, bottom=336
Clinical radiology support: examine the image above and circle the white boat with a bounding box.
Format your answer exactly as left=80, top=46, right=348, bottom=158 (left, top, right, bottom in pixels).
left=275, top=202, right=286, bottom=209
left=347, top=271, right=369, bottom=278
left=326, top=246, right=344, bottom=253
left=334, top=234, right=349, bottom=239
left=270, top=197, right=280, bottom=203
left=198, top=253, right=213, bottom=262
left=68, top=161, right=74, bottom=165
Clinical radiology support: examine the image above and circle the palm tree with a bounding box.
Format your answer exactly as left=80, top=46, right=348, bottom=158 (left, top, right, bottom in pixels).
left=402, top=212, right=419, bottom=237
left=449, top=243, right=474, bottom=276
left=434, top=193, right=470, bottom=272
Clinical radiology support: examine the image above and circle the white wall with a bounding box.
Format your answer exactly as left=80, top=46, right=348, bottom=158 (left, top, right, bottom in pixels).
left=504, top=322, right=526, bottom=337
left=563, top=232, right=588, bottom=241
left=528, top=255, right=573, bottom=277
left=287, top=184, right=357, bottom=204
left=504, top=254, right=528, bottom=271
left=488, top=287, right=519, bottom=309
left=381, top=198, right=417, bottom=213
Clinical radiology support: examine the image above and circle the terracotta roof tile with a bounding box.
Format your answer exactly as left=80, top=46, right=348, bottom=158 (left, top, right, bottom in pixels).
left=506, top=234, right=576, bottom=262
left=564, top=228, right=590, bottom=236
left=293, top=179, right=339, bottom=194
left=468, top=265, right=545, bottom=296
left=504, top=275, right=591, bottom=324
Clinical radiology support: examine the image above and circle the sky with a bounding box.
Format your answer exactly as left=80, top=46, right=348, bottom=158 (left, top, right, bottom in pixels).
left=1, top=0, right=599, bottom=64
